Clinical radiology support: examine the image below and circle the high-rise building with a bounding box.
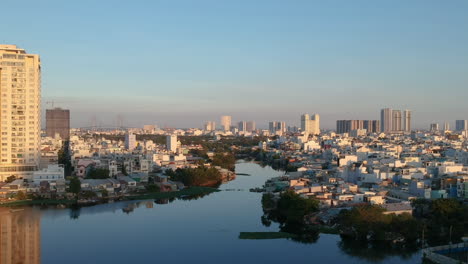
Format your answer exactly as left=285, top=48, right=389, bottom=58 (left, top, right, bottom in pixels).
left=403, top=110, right=411, bottom=132
left=392, top=110, right=402, bottom=132
left=381, top=108, right=393, bottom=132
left=125, top=133, right=136, bottom=150
left=238, top=121, right=247, bottom=133
left=246, top=121, right=256, bottom=132
left=166, top=134, right=178, bottom=153
left=456, top=120, right=468, bottom=131
left=337, top=120, right=380, bottom=134
left=0, top=45, right=41, bottom=181
left=220, top=115, right=231, bottom=131
left=269, top=121, right=286, bottom=135
left=204, top=121, right=216, bottom=131
left=444, top=122, right=450, bottom=131
left=301, top=114, right=320, bottom=135
left=430, top=123, right=439, bottom=132
left=46, top=108, right=70, bottom=140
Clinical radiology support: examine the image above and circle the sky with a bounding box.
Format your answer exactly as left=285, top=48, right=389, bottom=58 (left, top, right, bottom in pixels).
left=2, top=0, right=468, bottom=129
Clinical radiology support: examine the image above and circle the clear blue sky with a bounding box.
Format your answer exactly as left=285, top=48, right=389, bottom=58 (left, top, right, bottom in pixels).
left=2, top=0, right=468, bottom=129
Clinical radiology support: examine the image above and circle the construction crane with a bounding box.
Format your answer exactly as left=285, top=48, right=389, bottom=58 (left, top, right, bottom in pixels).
left=45, top=101, right=63, bottom=108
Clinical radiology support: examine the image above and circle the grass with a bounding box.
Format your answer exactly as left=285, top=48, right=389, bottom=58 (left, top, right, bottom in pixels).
left=239, top=232, right=297, bottom=240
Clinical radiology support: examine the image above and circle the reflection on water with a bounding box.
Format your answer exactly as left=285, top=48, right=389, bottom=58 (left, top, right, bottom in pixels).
left=1, top=162, right=421, bottom=264
left=0, top=208, right=40, bottom=264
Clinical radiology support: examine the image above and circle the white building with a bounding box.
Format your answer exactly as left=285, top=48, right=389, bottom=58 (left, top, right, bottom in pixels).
left=166, top=135, right=178, bottom=153
left=32, top=164, right=64, bottom=183
left=301, top=114, right=320, bottom=135
left=220, top=115, right=231, bottom=131
left=125, top=133, right=136, bottom=150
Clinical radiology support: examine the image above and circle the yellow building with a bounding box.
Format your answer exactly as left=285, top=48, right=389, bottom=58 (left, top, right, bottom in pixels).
left=0, top=208, right=41, bottom=264
left=0, top=45, right=41, bottom=181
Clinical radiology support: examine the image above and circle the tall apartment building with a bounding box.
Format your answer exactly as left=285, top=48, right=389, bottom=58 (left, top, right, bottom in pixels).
left=336, top=120, right=380, bottom=134
left=456, top=120, right=468, bottom=131
left=381, top=108, right=410, bottom=133
left=238, top=121, right=247, bottom=133
left=269, top=121, right=286, bottom=135
left=246, top=121, right=256, bottom=132
left=0, top=45, right=41, bottom=181
left=301, top=114, right=320, bottom=135
left=220, top=115, right=231, bottom=131
left=166, top=134, right=178, bottom=153
left=125, top=133, right=136, bottom=150
left=392, top=110, right=402, bottom=132
left=403, top=110, right=411, bottom=132
left=381, top=108, right=393, bottom=132
left=46, top=108, right=70, bottom=140
left=430, top=123, right=439, bottom=132
left=444, top=122, right=450, bottom=131
left=204, top=121, right=216, bottom=131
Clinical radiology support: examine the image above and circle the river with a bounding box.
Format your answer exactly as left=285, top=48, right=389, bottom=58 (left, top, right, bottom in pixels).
left=2, top=161, right=422, bottom=264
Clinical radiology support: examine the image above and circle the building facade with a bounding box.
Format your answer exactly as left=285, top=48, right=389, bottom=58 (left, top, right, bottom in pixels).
left=0, top=45, right=41, bottom=181
left=301, top=114, right=320, bottom=135
left=220, top=115, right=231, bottom=131
left=336, top=120, right=380, bottom=134
left=125, top=133, right=136, bottom=150
left=381, top=108, right=393, bottom=132
left=456, top=120, right=468, bottom=131
left=46, top=108, right=70, bottom=139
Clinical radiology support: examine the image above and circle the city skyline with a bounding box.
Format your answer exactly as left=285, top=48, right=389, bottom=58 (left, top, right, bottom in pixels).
left=1, top=0, right=467, bottom=129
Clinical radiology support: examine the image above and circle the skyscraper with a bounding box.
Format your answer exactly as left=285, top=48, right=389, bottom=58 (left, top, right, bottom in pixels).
left=301, top=114, right=320, bottom=135
left=246, top=121, right=256, bottom=132
left=0, top=45, right=41, bottom=181
left=430, top=123, right=439, bottom=132
left=46, top=108, right=70, bottom=140
left=220, top=115, right=231, bottom=131
left=456, top=120, right=468, bottom=131
left=166, top=134, right=178, bottom=153
left=444, top=122, right=450, bottom=131
left=125, top=133, right=136, bottom=150
left=204, top=121, right=216, bottom=131
left=392, top=110, right=402, bottom=132
left=238, top=121, right=247, bottom=133
left=403, top=110, right=411, bottom=132
left=381, top=108, right=392, bottom=132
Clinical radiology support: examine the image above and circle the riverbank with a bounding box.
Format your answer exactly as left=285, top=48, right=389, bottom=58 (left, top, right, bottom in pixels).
left=0, top=186, right=219, bottom=207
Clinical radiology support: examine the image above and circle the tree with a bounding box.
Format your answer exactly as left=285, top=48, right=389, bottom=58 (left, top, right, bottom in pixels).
left=86, top=168, right=110, bottom=179
left=5, top=175, right=16, bottom=183
left=69, top=177, right=81, bottom=194
left=15, top=191, right=27, bottom=200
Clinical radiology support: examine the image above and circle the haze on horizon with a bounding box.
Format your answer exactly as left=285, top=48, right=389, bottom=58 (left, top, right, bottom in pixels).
left=2, top=0, right=467, bottom=129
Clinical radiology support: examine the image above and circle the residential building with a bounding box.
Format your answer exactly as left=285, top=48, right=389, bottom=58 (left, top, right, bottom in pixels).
left=125, top=133, right=136, bottom=150
left=403, top=110, right=411, bottom=132
left=301, top=114, right=320, bottom=135
left=204, top=121, right=216, bottom=131
left=336, top=120, right=380, bottom=134
left=430, top=123, right=439, bottom=132
left=166, top=134, right=178, bottom=153
left=220, top=115, right=231, bottom=131
left=456, top=120, right=467, bottom=131
left=246, top=121, right=256, bottom=132
left=238, top=121, right=246, bottom=133
left=392, top=110, right=402, bottom=132
left=381, top=108, right=393, bottom=132
left=0, top=45, right=41, bottom=181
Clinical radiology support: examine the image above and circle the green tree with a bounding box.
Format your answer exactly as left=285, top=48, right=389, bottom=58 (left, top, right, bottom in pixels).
left=69, top=177, right=81, bottom=194
left=86, top=168, right=110, bottom=179
left=15, top=191, right=27, bottom=200
left=5, top=175, right=16, bottom=183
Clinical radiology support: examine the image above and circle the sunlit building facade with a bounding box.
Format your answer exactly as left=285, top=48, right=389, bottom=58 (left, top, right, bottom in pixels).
left=0, top=45, right=41, bottom=181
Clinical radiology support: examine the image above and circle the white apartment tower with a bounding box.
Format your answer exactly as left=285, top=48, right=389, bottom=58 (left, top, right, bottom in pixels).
left=220, top=115, right=231, bottom=132
left=403, top=110, right=411, bottom=132
left=0, top=45, right=41, bottom=181
left=301, top=114, right=320, bottom=135
left=381, top=108, right=393, bottom=132
left=392, top=110, right=402, bottom=132
left=166, top=134, right=178, bottom=153
left=125, top=133, right=136, bottom=150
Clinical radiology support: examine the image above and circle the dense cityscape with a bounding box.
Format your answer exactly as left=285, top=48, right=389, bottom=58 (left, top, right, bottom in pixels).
left=0, top=44, right=467, bottom=263
left=2, top=1, right=468, bottom=263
